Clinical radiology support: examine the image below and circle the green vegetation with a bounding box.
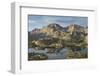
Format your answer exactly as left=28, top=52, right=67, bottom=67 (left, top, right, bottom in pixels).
left=66, top=50, right=88, bottom=59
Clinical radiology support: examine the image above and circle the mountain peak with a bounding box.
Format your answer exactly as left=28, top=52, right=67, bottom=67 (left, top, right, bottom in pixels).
left=68, top=24, right=83, bottom=28
left=66, top=24, right=85, bottom=33
left=47, top=23, right=63, bottom=29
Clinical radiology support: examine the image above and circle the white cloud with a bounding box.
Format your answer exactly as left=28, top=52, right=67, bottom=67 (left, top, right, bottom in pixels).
left=28, top=20, right=36, bottom=24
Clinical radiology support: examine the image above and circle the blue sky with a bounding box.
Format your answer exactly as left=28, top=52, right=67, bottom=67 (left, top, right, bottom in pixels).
left=28, top=15, right=88, bottom=31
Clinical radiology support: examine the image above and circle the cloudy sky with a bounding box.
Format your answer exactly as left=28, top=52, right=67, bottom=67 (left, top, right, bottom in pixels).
left=28, top=15, right=88, bottom=31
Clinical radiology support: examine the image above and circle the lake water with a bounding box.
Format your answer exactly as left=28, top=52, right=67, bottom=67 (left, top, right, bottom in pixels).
left=28, top=47, right=87, bottom=59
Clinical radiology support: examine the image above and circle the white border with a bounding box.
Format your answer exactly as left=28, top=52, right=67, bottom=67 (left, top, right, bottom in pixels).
left=11, top=2, right=97, bottom=74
